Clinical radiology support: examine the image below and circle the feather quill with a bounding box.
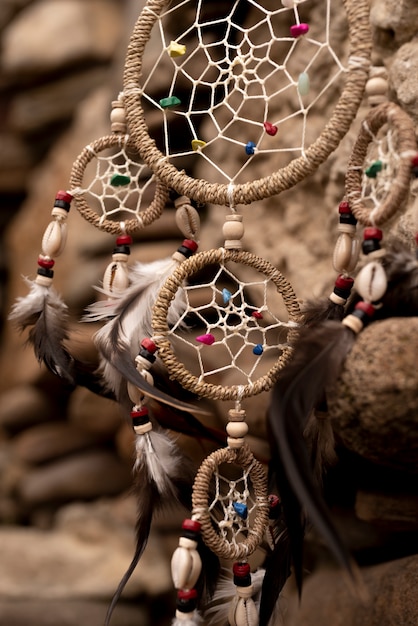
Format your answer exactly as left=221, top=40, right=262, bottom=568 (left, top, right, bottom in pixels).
left=9, top=279, right=74, bottom=382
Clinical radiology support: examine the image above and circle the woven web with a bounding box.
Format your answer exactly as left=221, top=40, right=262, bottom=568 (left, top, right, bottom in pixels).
left=71, top=143, right=161, bottom=227
left=208, top=461, right=259, bottom=548
left=139, top=0, right=348, bottom=183
left=348, top=124, right=404, bottom=221
left=165, top=261, right=294, bottom=385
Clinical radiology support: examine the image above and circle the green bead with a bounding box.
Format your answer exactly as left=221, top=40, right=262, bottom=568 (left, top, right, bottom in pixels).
left=365, top=160, right=383, bottom=178
left=298, top=72, right=310, bottom=96
left=110, top=174, right=131, bottom=186
left=159, top=96, right=181, bottom=108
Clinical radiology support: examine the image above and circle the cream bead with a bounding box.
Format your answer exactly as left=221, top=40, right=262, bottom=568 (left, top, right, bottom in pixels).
left=223, top=215, right=244, bottom=249
left=134, top=422, right=152, bottom=435
left=226, top=421, right=249, bottom=438
left=171, top=545, right=202, bottom=589
left=41, top=220, right=67, bottom=257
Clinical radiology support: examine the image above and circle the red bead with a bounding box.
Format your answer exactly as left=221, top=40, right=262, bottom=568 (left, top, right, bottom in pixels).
left=182, top=239, right=198, bottom=253
left=268, top=494, right=281, bottom=509
left=252, top=311, right=263, bottom=319
left=363, top=227, right=383, bottom=241
left=182, top=518, right=201, bottom=533
left=140, top=338, right=158, bottom=353
left=178, top=589, right=198, bottom=600
left=335, top=275, right=354, bottom=289
left=116, top=235, right=133, bottom=246
left=233, top=562, right=251, bottom=577
left=338, top=201, right=351, bottom=214
left=131, top=407, right=149, bottom=419
left=263, top=122, right=278, bottom=136
left=355, top=301, right=375, bottom=317
left=56, top=190, right=73, bottom=203
left=38, top=256, right=55, bottom=269
left=411, top=154, right=418, bottom=168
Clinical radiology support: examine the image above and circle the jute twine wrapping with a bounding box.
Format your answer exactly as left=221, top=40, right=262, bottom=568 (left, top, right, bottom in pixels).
left=122, top=0, right=372, bottom=206
left=191, top=444, right=269, bottom=560
left=345, top=102, right=417, bottom=227
left=152, top=248, right=301, bottom=401
left=69, top=134, right=169, bottom=235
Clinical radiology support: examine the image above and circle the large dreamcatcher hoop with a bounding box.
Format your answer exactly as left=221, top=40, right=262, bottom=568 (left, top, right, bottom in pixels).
left=122, top=0, right=372, bottom=206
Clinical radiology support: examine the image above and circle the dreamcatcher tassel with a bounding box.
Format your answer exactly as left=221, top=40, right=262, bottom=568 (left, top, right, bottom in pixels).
left=87, top=239, right=198, bottom=398
left=9, top=191, right=74, bottom=380
left=204, top=567, right=265, bottom=626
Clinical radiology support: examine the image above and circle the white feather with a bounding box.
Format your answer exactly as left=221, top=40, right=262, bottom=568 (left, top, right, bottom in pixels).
left=134, top=428, right=183, bottom=495
left=9, top=278, right=67, bottom=326
left=204, top=569, right=266, bottom=625
left=87, top=257, right=187, bottom=394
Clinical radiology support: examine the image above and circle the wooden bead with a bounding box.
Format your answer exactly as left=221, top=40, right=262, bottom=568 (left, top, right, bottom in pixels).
left=223, top=215, right=244, bottom=250
left=227, top=437, right=245, bottom=449
left=134, top=422, right=153, bottom=435
left=35, top=274, right=53, bottom=287
left=228, top=408, right=246, bottom=421
left=226, top=421, right=249, bottom=438
left=365, top=76, right=388, bottom=106
left=342, top=313, right=364, bottom=334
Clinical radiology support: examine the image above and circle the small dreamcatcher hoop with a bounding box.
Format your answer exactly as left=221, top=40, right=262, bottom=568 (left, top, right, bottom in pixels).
left=69, top=133, right=169, bottom=235
left=152, top=246, right=301, bottom=401
left=345, top=101, right=417, bottom=227
left=191, top=443, right=270, bottom=561
left=123, top=0, right=372, bottom=206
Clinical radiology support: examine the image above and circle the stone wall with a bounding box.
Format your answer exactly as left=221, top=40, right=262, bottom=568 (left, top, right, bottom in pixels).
left=0, top=1, right=417, bottom=625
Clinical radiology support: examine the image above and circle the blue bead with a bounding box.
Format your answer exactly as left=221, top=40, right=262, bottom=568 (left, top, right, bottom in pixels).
left=245, top=141, right=256, bottom=155
left=253, top=344, right=263, bottom=355
left=233, top=502, right=248, bottom=519
left=222, top=288, right=232, bottom=304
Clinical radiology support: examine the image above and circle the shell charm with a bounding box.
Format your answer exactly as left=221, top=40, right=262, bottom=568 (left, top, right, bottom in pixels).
left=355, top=261, right=388, bottom=303
left=333, top=232, right=360, bottom=274
left=41, top=219, right=68, bottom=258
left=228, top=587, right=259, bottom=626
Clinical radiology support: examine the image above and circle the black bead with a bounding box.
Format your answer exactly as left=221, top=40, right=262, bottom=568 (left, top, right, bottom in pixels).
left=362, top=239, right=380, bottom=255
left=339, top=213, right=357, bottom=226
left=37, top=266, right=54, bottom=279
left=177, top=244, right=194, bottom=259
left=138, top=347, right=156, bottom=364
left=53, top=199, right=71, bottom=212
left=334, top=286, right=352, bottom=299
left=113, top=244, right=131, bottom=255
left=176, top=598, right=197, bottom=613
left=352, top=309, right=372, bottom=327
left=233, top=573, right=251, bottom=587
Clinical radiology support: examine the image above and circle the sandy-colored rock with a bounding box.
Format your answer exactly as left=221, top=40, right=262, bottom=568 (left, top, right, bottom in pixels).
left=1, top=0, right=122, bottom=76
left=328, top=317, right=418, bottom=473
left=389, top=42, right=418, bottom=124
left=284, top=555, right=418, bottom=626
left=0, top=384, right=56, bottom=432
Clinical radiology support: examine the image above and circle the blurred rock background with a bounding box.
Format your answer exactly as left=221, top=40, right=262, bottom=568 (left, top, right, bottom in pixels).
left=0, top=0, right=417, bottom=625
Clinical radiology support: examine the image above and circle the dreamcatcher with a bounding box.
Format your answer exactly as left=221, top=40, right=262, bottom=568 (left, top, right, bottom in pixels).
left=267, top=87, right=418, bottom=602
left=9, top=1, right=375, bottom=625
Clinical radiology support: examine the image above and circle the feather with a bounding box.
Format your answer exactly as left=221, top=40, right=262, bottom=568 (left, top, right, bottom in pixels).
left=267, top=322, right=357, bottom=593
left=204, top=569, right=266, bottom=625
left=259, top=529, right=292, bottom=626
left=9, top=279, right=74, bottom=382
left=105, top=422, right=197, bottom=626
left=89, top=257, right=187, bottom=405
left=301, top=297, right=346, bottom=326
left=172, top=612, right=203, bottom=626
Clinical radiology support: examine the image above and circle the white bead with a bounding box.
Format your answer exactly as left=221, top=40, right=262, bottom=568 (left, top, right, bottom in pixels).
left=42, top=220, right=67, bottom=257
left=337, top=223, right=356, bottom=235
left=134, top=422, right=152, bottom=435
left=179, top=537, right=198, bottom=550
left=35, top=274, right=53, bottom=287
left=51, top=207, right=68, bottom=219
left=227, top=437, right=245, bottom=449
left=342, top=313, right=364, bottom=334
left=134, top=356, right=154, bottom=373
left=171, top=545, right=202, bottom=589
left=355, top=261, right=387, bottom=302
left=226, top=421, right=249, bottom=438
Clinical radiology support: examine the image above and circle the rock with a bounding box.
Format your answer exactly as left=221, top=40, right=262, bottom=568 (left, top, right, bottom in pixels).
left=0, top=501, right=172, bottom=599
left=1, top=0, right=123, bottom=77
left=8, top=67, right=110, bottom=134
left=67, top=387, right=121, bottom=438
left=284, top=555, right=418, bottom=626
left=0, top=599, right=148, bottom=626
left=12, top=422, right=104, bottom=465
left=17, top=450, right=132, bottom=506
left=0, top=132, right=33, bottom=193
left=370, top=0, right=418, bottom=51
left=328, top=317, right=418, bottom=473
left=389, top=42, right=418, bottom=124
left=0, top=384, right=56, bottom=432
